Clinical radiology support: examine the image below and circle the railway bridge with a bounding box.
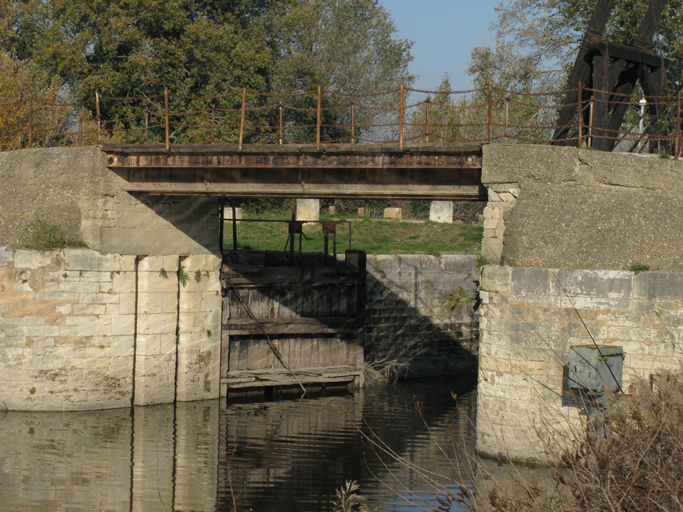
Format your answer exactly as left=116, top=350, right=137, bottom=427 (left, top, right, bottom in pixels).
left=103, top=143, right=486, bottom=201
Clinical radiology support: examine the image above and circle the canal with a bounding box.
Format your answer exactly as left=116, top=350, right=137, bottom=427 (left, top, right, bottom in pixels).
left=0, top=376, right=477, bottom=512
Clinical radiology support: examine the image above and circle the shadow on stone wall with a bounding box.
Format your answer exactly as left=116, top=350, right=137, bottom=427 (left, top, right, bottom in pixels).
left=221, top=251, right=480, bottom=381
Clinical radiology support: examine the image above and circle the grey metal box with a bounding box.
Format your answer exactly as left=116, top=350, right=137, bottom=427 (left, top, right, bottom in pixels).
left=568, top=345, right=624, bottom=393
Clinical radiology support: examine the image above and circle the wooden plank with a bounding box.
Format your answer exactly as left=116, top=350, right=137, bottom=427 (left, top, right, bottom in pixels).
left=225, top=317, right=356, bottom=326
left=302, top=287, right=314, bottom=318
left=249, top=339, right=269, bottom=370
left=222, top=365, right=360, bottom=388
left=223, top=278, right=359, bottom=288
left=228, top=337, right=244, bottom=371
left=291, top=337, right=301, bottom=370
left=226, top=325, right=354, bottom=336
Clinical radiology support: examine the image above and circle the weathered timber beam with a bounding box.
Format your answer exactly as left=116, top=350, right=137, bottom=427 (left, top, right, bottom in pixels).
left=222, top=366, right=360, bottom=388
left=223, top=317, right=358, bottom=335
left=587, top=42, right=665, bottom=68
left=551, top=0, right=615, bottom=144
left=634, top=0, right=667, bottom=49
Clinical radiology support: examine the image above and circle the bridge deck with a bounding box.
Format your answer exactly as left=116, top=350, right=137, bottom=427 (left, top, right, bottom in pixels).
left=104, top=143, right=485, bottom=200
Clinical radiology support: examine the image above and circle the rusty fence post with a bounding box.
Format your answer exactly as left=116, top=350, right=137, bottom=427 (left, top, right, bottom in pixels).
left=588, top=96, right=594, bottom=149
left=144, top=109, right=149, bottom=143
left=316, top=86, right=322, bottom=150
left=211, top=106, right=215, bottom=144
left=28, top=95, right=33, bottom=149
left=238, top=87, right=247, bottom=151
left=278, top=102, right=283, bottom=145
left=425, top=98, right=430, bottom=144
left=399, top=83, right=405, bottom=150
left=96, top=92, right=101, bottom=145
left=504, top=98, right=509, bottom=144
left=351, top=103, right=355, bottom=144
left=676, top=91, right=681, bottom=160
left=487, top=84, right=493, bottom=143
left=578, top=82, right=583, bottom=148
left=164, top=89, right=170, bottom=150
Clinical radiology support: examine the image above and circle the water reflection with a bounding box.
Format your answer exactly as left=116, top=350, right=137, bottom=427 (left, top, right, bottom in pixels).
left=0, top=377, right=477, bottom=512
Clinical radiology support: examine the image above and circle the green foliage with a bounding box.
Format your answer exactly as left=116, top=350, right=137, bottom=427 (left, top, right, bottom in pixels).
left=224, top=215, right=484, bottom=255
left=409, top=200, right=430, bottom=219
left=1, top=0, right=413, bottom=144
left=462, top=225, right=484, bottom=244
left=195, top=270, right=202, bottom=283
left=178, top=265, right=189, bottom=287
left=631, top=262, right=650, bottom=274
left=20, top=218, right=86, bottom=251
left=439, top=287, right=474, bottom=311
left=159, top=268, right=169, bottom=279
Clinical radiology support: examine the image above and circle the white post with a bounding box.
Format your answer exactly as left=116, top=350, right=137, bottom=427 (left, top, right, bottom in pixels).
left=638, top=97, right=647, bottom=152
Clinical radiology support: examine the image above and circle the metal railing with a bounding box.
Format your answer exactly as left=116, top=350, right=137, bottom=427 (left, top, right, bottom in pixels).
left=1, top=83, right=681, bottom=159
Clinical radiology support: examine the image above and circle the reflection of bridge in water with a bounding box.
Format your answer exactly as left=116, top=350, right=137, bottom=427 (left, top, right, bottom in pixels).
left=0, top=378, right=477, bottom=512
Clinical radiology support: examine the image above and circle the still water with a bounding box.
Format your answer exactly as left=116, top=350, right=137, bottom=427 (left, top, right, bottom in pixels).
left=0, top=376, right=477, bottom=512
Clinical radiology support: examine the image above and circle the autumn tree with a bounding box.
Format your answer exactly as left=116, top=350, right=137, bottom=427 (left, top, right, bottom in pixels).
left=0, top=0, right=414, bottom=144
left=269, top=0, right=414, bottom=142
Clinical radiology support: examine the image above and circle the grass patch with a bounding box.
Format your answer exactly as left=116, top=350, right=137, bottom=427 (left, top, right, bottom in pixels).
left=20, top=218, right=87, bottom=251
left=223, top=216, right=483, bottom=255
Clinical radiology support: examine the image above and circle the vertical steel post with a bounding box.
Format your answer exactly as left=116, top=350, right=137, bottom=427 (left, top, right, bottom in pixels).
left=279, top=103, right=283, bottom=145
left=219, top=197, right=224, bottom=251
left=676, top=91, right=681, bottom=160
left=487, top=84, right=493, bottom=143
left=504, top=98, right=509, bottom=144
left=578, top=82, right=583, bottom=148
left=96, top=92, right=101, bottom=145
left=28, top=95, right=33, bottom=149
left=399, top=83, right=405, bottom=150
left=238, top=87, right=247, bottom=151
left=17, top=135, right=21, bottom=150
left=78, top=115, right=83, bottom=147
left=425, top=99, right=430, bottom=144
left=588, top=96, right=594, bottom=148
left=232, top=203, right=237, bottom=251
left=211, top=106, right=215, bottom=144
left=164, top=89, right=170, bottom=150
left=351, top=103, right=355, bottom=144
left=316, top=86, right=322, bottom=150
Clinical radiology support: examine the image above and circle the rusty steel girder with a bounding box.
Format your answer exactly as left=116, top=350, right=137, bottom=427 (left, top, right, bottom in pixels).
left=103, top=143, right=485, bottom=200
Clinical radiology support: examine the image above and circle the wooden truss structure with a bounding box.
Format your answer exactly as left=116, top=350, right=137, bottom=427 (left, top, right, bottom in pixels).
left=551, top=0, right=669, bottom=151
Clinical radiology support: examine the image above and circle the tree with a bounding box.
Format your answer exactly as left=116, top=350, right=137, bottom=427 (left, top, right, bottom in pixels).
left=475, top=0, right=683, bottom=94
left=460, top=0, right=683, bottom=146
left=0, top=50, right=88, bottom=150
left=0, top=0, right=414, bottom=145
left=270, top=0, right=415, bottom=142
left=0, top=0, right=291, bottom=142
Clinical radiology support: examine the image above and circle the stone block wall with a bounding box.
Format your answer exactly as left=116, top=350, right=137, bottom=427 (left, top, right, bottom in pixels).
left=176, top=255, right=222, bottom=402
left=365, top=254, right=479, bottom=377
left=0, top=247, right=135, bottom=411
left=0, top=247, right=222, bottom=411
left=481, top=144, right=683, bottom=270
left=477, top=265, right=683, bottom=463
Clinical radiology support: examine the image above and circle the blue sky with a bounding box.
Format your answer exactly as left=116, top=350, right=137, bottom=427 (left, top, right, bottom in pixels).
left=380, top=0, right=501, bottom=92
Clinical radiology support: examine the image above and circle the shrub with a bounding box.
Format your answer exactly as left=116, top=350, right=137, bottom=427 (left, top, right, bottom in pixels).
left=486, top=371, right=683, bottom=512
left=20, top=218, right=87, bottom=251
